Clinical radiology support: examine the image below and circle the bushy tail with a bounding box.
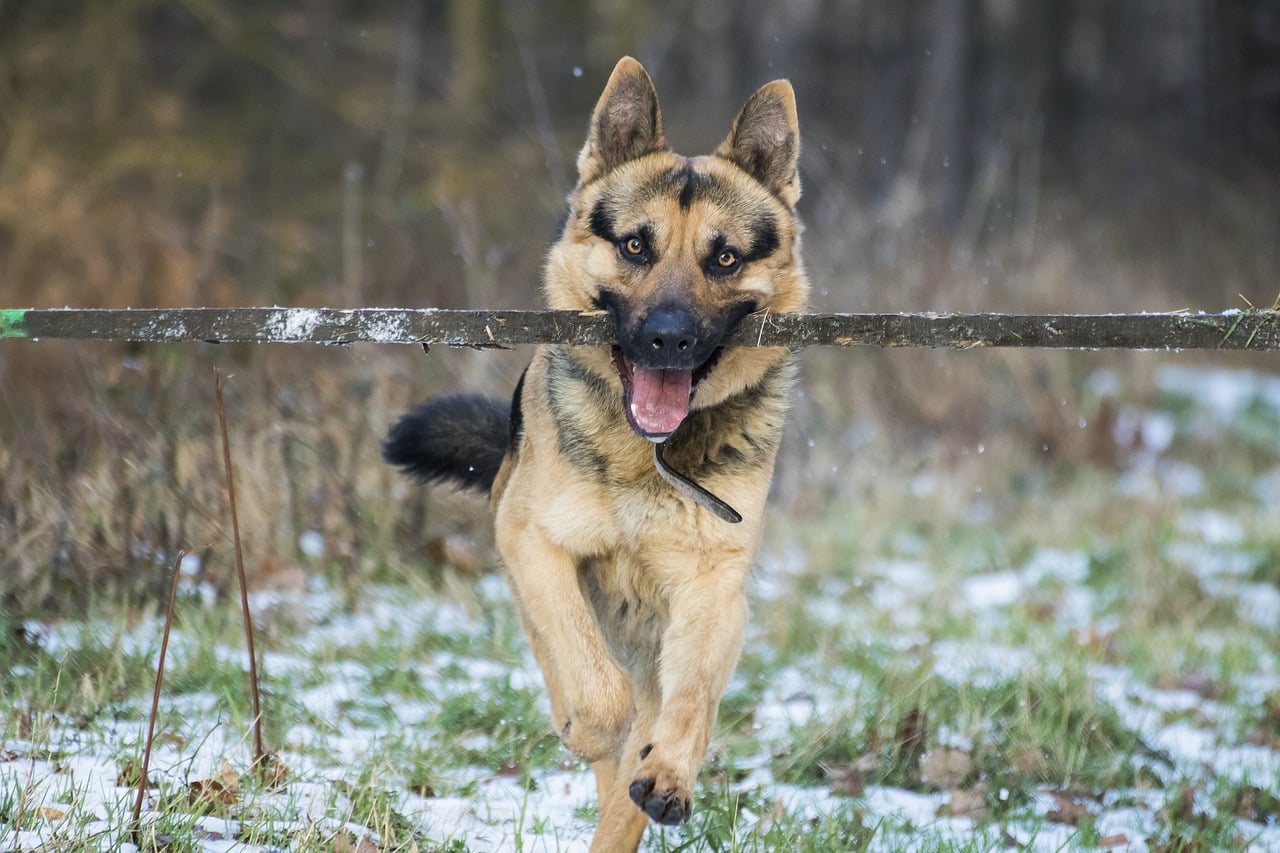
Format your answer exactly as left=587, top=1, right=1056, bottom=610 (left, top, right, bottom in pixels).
left=382, top=395, right=510, bottom=493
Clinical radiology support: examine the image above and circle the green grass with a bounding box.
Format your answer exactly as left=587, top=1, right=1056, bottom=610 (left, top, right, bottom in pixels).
left=4, top=365, right=1280, bottom=851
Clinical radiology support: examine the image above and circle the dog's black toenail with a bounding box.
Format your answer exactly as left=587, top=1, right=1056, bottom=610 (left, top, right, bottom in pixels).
left=656, top=791, right=687, bottom=825
left=629, top=777, right=654, bottom=808
left=639, top=743, right=652, bottom=759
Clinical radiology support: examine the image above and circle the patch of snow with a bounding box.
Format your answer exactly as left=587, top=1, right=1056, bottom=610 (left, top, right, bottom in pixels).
left=862, top=785, right=947, bottom=827
left=1156, top=365, right=1280, bottom=421
left=402, top=769, right=596, bottom=852
left=1023, top=548, right=1091, bottom=585
left=1093, top=806, right=1156, bottom=851
left=360, top=310, right=415, bottom=344
left=961, top=570, right=1022, bottom=609
left=931, top=639, right=1032, bottom=687
left=1117, top=460, right=1205, bottom=498
left=264, top=308, right=324, bottom=342
left=298, top=529, right=325, bottom=558
left=1200, top=579, right=1280, bottom=630
left=1139, top=410, right=1177, bottom=453
left=1168, top=541, right=1256, bottom=577
left=1178, top=509, right=1245, bottom=545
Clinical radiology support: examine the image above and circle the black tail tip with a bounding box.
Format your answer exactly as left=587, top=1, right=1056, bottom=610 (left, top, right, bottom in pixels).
left=383, top=394, right=510, bottom=493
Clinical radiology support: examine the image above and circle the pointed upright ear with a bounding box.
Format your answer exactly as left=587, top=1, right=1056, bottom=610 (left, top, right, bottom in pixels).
left=577, top=57, right=667, bottom=185
left=715, top=80, right=801, bottom=206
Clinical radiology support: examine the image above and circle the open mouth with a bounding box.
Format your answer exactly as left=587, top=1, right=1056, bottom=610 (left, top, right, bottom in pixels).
left=611, top=346, right=722, bottom=441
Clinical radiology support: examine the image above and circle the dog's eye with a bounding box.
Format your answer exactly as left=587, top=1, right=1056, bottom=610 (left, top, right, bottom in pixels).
left=618, top=234, right=649, bottom=265
left=708, top=247, right=741, bottom=277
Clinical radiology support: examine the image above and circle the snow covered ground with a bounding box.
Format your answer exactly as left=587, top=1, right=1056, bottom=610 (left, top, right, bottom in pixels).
left=3, top=364, right=1280, bottom=851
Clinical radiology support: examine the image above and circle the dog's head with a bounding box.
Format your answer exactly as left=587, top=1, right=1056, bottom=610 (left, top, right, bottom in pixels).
left=545, top=57, right=810, bottom=442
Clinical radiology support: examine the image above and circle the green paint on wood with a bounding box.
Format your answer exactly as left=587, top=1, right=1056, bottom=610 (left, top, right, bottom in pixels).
left=0, top=309, right=28, bottom=339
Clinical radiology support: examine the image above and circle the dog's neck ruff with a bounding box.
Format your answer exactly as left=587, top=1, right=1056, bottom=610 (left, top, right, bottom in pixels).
left=653, top=443, right=743, bottom=524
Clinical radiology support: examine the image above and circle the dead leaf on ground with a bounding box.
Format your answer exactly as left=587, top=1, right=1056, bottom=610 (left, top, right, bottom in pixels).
left=1046, top=790, right=1092, bottom=826
left=1074, top=624, right=1118, bottom=658
left=1245, top=724, right=1279, bottom=749
left=1096, top=833, right=1130, bottom=848
left=852, top=749, right=880, bottom=774
left=1263, top=690, right=1280, bottom=725
left=822, top=762, right=865, bottom=797
left=889, top=706, right=928, bottom=784
left=255, top=750, right=289, bottom=789
left=332, top=832, right=381, bottom=853
left=1174, top=672, right=1222, bottom=700
left=1248, top=691, right=1280, bottom=748
left=218, top=757, right=240, bottom=790
left=920, top=746, right=974, bottom=790
left=938, top=783, right=988, bottom=819
left=10, top=711, right=34, bottom=739
left=188, top=758, right=242, bottom=809
left=1158, top=784, right=1208, bottom=829
left=36, top=806, right=66, bottom=821
left=1010, top=743, right=1048, bottom=776
left=158, top=731, right=186, bottom=748
left=1151, top=835, right=1216, bottom=853
left=1165, top=784, right=1195, bottom=821
left=187, top=778, right=238, bottom=808
left=1232, top=784, right=1280, bottom=823
left=894, top=707, right=928, bottom=758
left=116, top=756, right=156, bottom=788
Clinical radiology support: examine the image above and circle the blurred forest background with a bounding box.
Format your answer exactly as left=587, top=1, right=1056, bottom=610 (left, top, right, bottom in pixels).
left=2, top=1, right=1279, bottom=612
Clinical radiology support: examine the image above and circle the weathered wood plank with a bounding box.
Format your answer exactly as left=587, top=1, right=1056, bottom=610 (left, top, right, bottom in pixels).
left=2, top=307, right=1278, bottom=350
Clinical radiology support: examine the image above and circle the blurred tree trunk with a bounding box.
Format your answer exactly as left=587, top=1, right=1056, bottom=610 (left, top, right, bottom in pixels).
left=882, top=0, right=976, bottom=231
left=449, top=0, right=498, bottom=131
left=373, top=0, right=424, bottom=207
left=1205, top=0, right=1280, bottom=165
left=588, top=0, right=647, bottom=74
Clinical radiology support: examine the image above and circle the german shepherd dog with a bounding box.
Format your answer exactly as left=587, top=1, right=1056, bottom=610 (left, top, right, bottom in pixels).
left=384, top=57, right=809, bottom=851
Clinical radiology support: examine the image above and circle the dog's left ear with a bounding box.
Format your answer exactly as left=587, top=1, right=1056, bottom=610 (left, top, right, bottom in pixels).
left=715, top=80, right=801, bottom=207
left=577, top=57, right=668, bottom=186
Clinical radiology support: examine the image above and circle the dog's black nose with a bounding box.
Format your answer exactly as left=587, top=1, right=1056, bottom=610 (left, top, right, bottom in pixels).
left=641, top=307, right=699, bottom=360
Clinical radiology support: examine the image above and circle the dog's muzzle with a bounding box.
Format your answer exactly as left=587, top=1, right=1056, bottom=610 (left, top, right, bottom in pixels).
left=611, top=346, right=722, bottom=442
left=605, top=298, right=746, bottom=442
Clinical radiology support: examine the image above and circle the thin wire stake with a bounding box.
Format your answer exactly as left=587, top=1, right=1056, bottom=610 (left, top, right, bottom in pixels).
left=130, top=548, right=186, bottom=845
left=214, top=371, right=267, bottom=768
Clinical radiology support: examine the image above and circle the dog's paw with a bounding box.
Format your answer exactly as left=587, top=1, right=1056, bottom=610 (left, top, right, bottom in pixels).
left=627, top=746, right=693, bottom=826
left=557, top=677, right=633, bottom=763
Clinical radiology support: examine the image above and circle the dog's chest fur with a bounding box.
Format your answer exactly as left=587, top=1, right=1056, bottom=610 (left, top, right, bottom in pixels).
left=511, top=344, right=792, bottom=680
left=542, top=346, right=791, bottom=485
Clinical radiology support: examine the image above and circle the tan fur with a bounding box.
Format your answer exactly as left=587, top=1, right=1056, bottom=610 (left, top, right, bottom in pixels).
left=493, top=58, right=809, bottom=851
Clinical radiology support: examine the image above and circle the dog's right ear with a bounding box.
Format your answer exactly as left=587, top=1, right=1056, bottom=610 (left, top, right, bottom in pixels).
left=577, top=57, right=667, bottom=186
left=715, top=80, right=801, bottom=208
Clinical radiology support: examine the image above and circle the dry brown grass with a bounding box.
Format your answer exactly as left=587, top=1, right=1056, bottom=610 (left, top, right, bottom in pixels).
left=2, top=9, right=1275, bottom=614
left=0, top=339, right=517, bottom=613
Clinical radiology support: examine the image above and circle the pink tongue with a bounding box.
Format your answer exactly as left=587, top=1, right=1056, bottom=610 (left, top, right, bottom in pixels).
left=630, top=367, right=693, bottom=436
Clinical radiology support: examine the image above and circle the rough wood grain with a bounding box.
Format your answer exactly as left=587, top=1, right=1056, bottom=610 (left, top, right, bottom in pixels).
left=3, top=307, right=1278, bottom=350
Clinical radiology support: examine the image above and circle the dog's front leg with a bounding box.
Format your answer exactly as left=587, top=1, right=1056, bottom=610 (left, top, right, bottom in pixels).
left=626, top=561, right=750, bottom=826
left=496, top=520, right=633, bottom=763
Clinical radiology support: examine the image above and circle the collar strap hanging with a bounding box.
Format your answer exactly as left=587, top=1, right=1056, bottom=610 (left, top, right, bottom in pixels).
left=653, top=443, right=743, bottom=524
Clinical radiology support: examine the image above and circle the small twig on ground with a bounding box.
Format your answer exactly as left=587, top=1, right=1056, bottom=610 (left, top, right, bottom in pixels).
left=214, top=371, right=267, bottom=770
left=130, top=548, right=186, bottom=846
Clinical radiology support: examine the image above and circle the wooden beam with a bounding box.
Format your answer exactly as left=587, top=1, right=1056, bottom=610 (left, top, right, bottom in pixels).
left=2, top=307, right=1278, bottom=350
